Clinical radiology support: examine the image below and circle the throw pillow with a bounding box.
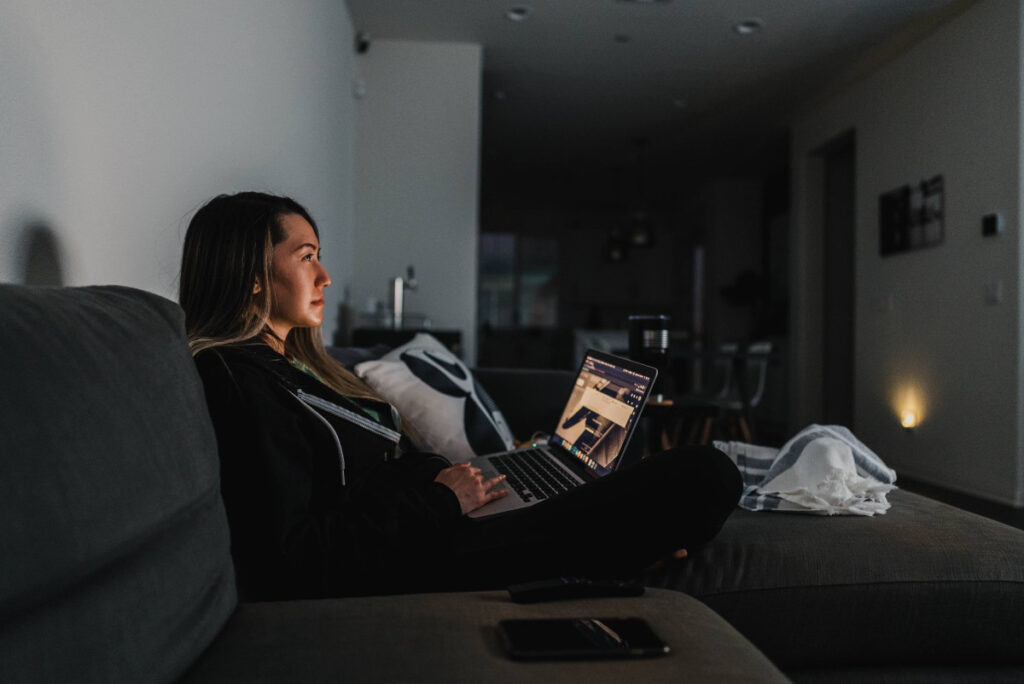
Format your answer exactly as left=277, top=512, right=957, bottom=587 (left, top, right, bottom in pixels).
left=354, top=333, right=515, bottom=462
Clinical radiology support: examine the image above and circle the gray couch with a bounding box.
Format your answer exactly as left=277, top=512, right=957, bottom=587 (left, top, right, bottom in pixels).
left=4, top=284, right=1022, bottom=682
left=475, top=371, right=1024, bottom=682
left=0, top=284, right=785, bottom=683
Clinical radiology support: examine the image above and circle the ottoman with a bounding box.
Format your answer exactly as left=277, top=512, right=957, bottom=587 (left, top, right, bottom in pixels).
left=182, top=588, right=788, bottom=683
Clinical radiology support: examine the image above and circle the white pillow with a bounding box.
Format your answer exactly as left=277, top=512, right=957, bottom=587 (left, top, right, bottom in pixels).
left=354, top=333, right=515, bottom=463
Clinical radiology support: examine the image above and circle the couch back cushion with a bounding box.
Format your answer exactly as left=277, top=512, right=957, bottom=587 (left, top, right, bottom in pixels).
left=472, top=367, right=575, bottom=440
left=0, top=285, right=236, bottom=683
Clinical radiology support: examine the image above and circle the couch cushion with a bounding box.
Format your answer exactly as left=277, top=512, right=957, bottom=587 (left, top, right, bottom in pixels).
left=326, top=343, right=390, bottom=368
left=0, top=285, right=236, bottom=683
left=473, top=367, right=575, bottom=442
left=644, top=489, right=1024, bottom=669
left=181, top=588, right=789, bottom=683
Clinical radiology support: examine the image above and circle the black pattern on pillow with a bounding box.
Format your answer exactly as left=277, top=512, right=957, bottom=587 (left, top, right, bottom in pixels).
left=354, top=334, right=514, bottom=462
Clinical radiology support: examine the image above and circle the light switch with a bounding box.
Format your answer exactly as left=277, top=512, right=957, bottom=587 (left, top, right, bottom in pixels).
left=982, top=213, right=1004, bottom=237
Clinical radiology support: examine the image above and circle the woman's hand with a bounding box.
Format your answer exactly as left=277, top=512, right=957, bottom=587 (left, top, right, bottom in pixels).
left=646, top=548, right=688, bottom=572
left=434, top=462, right=509, bottom=515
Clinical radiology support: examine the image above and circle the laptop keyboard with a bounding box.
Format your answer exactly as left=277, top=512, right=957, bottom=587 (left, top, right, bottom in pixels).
left=490, top=449, right=582, bottom=502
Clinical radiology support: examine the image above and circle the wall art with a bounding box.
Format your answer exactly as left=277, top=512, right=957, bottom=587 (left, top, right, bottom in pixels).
left=879, top=175, right=944, bottom=256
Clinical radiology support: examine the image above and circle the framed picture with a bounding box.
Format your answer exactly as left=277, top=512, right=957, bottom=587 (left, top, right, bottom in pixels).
left=879, top=175, right=943, bottom=256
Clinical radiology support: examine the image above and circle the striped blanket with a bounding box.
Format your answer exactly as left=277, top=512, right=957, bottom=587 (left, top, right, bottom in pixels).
left=714, top=424, right=897, bottom=516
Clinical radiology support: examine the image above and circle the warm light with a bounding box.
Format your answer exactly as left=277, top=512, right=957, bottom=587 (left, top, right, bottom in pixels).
left=892, top=383, right=926, bottom=430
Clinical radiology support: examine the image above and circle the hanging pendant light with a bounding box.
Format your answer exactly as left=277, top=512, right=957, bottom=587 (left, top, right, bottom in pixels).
left=628, top=137, right=655, bottom=248
left=604, top=227, right=629, bottom=263
left=630, top=210, right=655, bottom=247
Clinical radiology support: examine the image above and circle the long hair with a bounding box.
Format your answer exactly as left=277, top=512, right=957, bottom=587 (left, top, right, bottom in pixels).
left=179, top=191, right=380, bottom=401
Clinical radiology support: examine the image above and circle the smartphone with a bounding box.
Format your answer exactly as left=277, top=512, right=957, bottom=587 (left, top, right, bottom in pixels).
left=498, top=617, right=670, bottom=660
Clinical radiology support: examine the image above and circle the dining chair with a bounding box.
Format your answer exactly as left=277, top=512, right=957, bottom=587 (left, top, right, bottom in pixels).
left=695, top=340, right=772, bottom=444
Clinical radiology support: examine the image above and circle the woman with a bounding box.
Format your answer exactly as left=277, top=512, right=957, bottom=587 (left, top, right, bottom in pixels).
left=181, top=191, right=741, bottom=600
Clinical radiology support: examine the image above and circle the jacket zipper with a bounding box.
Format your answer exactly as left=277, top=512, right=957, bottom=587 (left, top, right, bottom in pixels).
left=296, top=390, right=402, bottom=444
left=289, top=392, right=348, bottom=486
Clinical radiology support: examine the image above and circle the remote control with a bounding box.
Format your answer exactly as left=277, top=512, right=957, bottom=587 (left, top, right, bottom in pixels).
left=507, top=577, right=645, bottom=603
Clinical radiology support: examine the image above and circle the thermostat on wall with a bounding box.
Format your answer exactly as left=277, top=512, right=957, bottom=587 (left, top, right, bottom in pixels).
left=982, top=213, right=1004, bottom=237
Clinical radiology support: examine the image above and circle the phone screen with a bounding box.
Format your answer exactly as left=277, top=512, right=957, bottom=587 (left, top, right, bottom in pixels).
left=498, top=617, right=670, bottom=660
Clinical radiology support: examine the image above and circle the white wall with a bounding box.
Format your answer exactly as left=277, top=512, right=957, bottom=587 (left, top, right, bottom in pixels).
left=352, top=40, right=482, bottom=360
left=0, top=0, right=358, bottom=338
left=792, top=0, right=1023, bottom=505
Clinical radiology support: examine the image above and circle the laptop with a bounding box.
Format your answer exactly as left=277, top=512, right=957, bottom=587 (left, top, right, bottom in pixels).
left=468, top=349, right=657, bottom=518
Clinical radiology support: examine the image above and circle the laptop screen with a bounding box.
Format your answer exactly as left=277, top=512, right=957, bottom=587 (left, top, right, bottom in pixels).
left=550, top=350, right=656, bottom=476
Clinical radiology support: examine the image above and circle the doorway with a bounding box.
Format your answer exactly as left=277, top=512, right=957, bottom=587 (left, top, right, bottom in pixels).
left=819, top=131, right=856, bottom=427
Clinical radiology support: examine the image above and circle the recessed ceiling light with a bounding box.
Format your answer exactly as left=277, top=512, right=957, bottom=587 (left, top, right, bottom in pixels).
left=733, top=18, right=763, bottom=35
left=505, top=5, right=532, bottom=22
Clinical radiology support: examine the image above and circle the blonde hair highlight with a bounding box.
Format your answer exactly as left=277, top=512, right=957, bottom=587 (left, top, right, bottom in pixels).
left=179, top=192, right=381, bottom=402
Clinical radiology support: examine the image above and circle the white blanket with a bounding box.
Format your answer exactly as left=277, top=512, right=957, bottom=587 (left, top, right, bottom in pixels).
left=714, top=424, right=898, bottom=516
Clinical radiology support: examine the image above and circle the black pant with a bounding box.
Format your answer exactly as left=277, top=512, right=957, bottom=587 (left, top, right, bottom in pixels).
left=424, top=444, right=742, bottom=591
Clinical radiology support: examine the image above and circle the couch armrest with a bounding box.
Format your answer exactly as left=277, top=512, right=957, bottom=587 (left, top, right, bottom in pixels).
left=473, top=367, right=574, bottom=441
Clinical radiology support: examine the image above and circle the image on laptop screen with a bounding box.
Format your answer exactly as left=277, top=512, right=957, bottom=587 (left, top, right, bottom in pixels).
left=550, top=353, right=653, bottom=476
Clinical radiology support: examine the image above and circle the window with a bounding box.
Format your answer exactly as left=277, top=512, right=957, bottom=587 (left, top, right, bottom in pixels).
left=479, top=233, right=558, bottom=328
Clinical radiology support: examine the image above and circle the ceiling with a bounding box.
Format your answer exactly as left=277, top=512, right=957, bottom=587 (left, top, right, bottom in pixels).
left=346, top=0, right=968, bottom=172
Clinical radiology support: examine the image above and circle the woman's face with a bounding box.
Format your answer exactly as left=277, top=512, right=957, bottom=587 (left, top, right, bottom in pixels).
left=265, top=213, right=331, bottom=342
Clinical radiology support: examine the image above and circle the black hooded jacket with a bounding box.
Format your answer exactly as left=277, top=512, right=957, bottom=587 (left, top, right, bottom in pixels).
left=194, top=342, right=461, bottom=599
